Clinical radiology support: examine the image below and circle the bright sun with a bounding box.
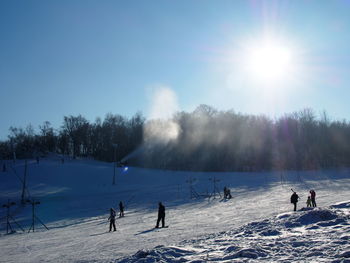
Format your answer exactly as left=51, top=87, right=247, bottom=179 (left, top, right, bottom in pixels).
left=245, top=40, right=293, bottom=82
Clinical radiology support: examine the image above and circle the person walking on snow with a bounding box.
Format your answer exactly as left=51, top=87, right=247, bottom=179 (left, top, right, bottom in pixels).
left=306, top=196, right=312, bottom=207
left=155, top=202, right=165, bottom=228
left=119, top=201, right=124, bottom=217
left=223, top=187, right=228, bottom=199
left=226, top=188, right=232, bottom=199
left=310, top=190, right=317, bottom=207
left=108, top=208, right=117, bottom=232
left=290, top=191, right=299, bottom=211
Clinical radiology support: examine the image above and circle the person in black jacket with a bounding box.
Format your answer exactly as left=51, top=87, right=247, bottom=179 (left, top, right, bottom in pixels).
left=290, top=192, right=299, bottom=211
left=155, top=202, right=165, bottom=228
left=119, top=201, right=124, bottom=217
left=108, top=208, right=117, bottom=232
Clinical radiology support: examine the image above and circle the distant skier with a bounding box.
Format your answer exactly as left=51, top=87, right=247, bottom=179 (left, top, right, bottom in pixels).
left=226, top=188, right=232, bottom=199
left=310, top=190, right=316, bottom=207
left=119, top=201, right=124, bottom=217
left=306, top=196, right=312, bottom=207
left=223, top=187, right=232, bottom=199
left=290, top=191, right=299, bottom=211
left=108, top=208, right=117, bottom=232
left=155, top=202, right=165, bottom=228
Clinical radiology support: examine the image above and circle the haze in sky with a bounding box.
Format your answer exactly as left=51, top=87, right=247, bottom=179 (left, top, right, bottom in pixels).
left=1, top=0, right=350, bottom=139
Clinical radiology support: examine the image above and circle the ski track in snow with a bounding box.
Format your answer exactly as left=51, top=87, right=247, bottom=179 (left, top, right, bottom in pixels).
left=0, top=159, right=349, bottom=262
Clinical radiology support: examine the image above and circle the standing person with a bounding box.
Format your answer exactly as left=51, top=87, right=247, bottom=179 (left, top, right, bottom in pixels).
left=290, top=191, right=299, bottom=211
left=119, top=201, right=124, bottom=217
left=226, top=188, right=232, bottom=199
left=155, top=202, right=165, bottom=228
left=108, top=208, right=117, bottom=232
left=306, top=196, right=312, bottom=207
left=223, top=187, right=228, bottom=199
left=310, top=190, right=317, bottom=207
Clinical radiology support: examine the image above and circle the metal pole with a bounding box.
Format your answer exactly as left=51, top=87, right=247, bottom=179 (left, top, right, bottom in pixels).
left=21, top=160, right=27, bottom=204
left=113, top=146, right=116, bottom=185
left=3, top=200, right=19, bottom=234
left=32, top=200, right=35, bottom=232
left=6, top=200, right=9, bottom=234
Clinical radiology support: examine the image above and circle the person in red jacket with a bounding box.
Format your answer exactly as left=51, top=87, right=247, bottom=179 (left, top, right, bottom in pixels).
left=310, top=190, right=317, bottom=207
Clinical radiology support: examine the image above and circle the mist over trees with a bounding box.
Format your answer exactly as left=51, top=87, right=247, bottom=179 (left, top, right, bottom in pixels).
left=1, top=105, right=350, bottom=172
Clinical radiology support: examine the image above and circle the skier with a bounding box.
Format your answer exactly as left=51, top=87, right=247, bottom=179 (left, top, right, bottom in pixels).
left=119, top=201, right=124, bottom=217
left=226, top=188, right=232, bottom=199
left=155, top=202, right=165, bottom=228
left=306, top=196, right=312, bottom=207
left=108, top=208, right=117, bottom=232
left=290, top=191, right=299, bottom=211
left=223, top=187, right=228, bottom=199
left=310, top=190, right=317, bottom=207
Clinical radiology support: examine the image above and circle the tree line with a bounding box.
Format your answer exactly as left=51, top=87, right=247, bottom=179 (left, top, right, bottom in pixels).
left=0, top=113, right=144, bottom=163
left=1, top=105, right=350, bottom=171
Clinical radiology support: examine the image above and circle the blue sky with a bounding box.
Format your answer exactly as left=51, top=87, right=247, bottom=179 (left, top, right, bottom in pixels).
left=1, top=0, right=350, bottom=139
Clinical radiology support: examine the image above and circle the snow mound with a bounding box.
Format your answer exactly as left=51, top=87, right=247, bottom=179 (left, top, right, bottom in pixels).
left=119, top=203, right=350, bottom=262
left=283, top=208, right=340, bottom=228
left=119, top=246, right=203, bottom=263
left=330, top=200, right=350, bottom=209
left=223, top=247, right=268, bottom=260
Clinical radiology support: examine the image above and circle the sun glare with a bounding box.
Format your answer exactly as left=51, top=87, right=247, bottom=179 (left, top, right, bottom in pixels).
left=244, top=40, right=293, bottom=82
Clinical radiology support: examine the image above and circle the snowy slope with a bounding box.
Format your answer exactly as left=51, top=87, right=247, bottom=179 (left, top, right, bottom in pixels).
left=0, top=158, right=349, bottom=262
left=120, top=202, right=350, bottom=262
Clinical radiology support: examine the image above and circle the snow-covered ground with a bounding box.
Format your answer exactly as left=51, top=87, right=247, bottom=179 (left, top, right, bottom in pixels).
left=120, top=203, right=350, bottom=262
left=0, top=158, right=349, bottom=262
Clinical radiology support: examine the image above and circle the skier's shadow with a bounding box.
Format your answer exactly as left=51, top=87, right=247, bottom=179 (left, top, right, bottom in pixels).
left=90, top=232, right=109, bottom=237
left=135, top=228, right=157, bottom=236
left=219, top=198, right=231, bottom=203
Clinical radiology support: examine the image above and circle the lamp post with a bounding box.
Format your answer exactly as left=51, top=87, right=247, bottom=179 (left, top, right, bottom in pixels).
left=112, top=144, right=118, bottom=185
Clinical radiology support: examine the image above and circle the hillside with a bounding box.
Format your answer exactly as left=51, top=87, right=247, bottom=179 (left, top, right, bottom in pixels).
left=0, top=158, right=349, bottom=262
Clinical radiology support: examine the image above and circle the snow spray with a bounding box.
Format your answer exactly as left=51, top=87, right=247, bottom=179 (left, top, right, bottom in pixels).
left=120, top=145, right=146, bottom=163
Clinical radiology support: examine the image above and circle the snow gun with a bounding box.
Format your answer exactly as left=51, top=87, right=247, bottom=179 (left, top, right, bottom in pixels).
left=117, top=161, right=127, bottom=168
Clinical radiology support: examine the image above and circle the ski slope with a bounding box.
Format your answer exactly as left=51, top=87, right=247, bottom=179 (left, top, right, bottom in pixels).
left=120, top=202, right=350, bottom=262
left=0, top=158, right=349, bottom=262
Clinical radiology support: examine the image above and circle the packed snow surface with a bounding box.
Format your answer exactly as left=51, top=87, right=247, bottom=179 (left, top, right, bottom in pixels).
left=121, top=204, right=350, bottom=262
left=0, top=158, right=349, bottom=262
